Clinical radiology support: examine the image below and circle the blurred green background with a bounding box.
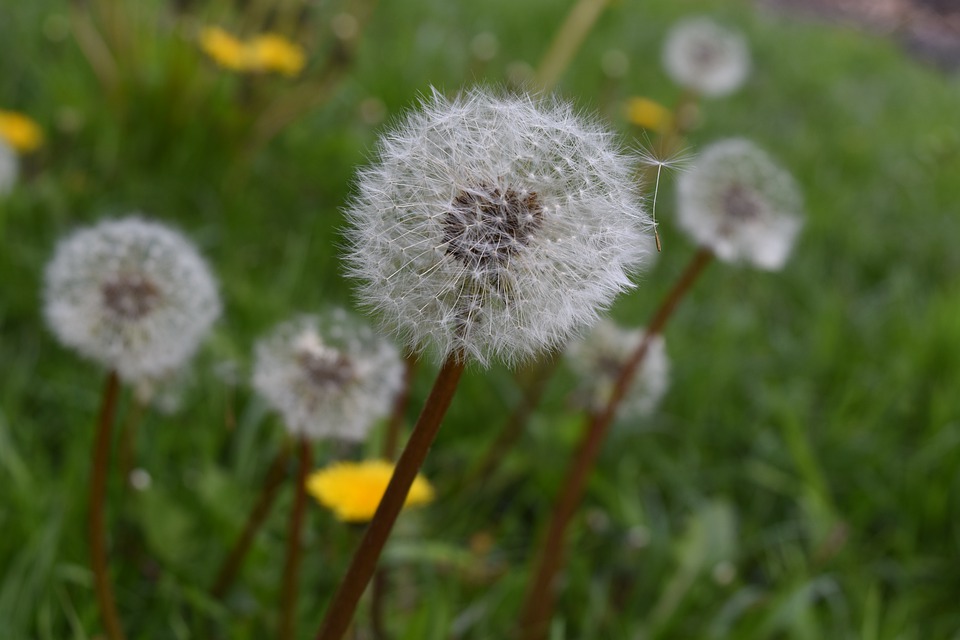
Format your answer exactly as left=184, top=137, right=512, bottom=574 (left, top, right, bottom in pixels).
left=2, top=0, right=960, bottom=638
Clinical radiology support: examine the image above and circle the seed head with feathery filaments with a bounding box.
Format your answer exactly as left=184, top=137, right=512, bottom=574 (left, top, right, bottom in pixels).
left=663, top=17, right=750, bottom=98
left=252, top=310, right=404, bottom=441
left=344, top=88, right=655, bottom=366
left=677, top=138, right=804, bottom=270
left=43, top=217, right=221, bottom=383
left=566, top=318, right=670, bottom=420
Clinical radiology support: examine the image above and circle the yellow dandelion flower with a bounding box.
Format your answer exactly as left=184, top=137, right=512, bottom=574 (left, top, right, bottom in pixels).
left=199, top=27, right=250, bottom=71
left=624, top=97, right=673, bottom=134
left=249, top=34, right=305, bottom=77
left=307, top=460, right=434, bottom=523
left=0, top=111, right=43, bottom=153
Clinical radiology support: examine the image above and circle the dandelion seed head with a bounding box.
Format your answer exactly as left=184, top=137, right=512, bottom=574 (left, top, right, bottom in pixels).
left=252, top=311, right=404, bottom=441
left=0, top=138, right=17, bottom=195
left=566, top=319, right=670, bottom=420
left=662, top=18, right=750, bottom=97
left=43, top=217, right=221, bottom=382
left=344, top=88, right=654, bottom=366
left=677, top=139, right=803, bottom=270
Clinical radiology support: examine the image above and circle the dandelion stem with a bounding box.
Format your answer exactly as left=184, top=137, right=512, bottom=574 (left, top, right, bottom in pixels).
left=279, top=439, right=313, bottom=640
left=89, top=371, right=126, bottom=640
left=315, top=352, right=467, bottom=640
left=211, top=442, right=292, bottom=598
left=535, top=0, right=610, bottom=91
left=518, top=248, right=713, bottom=640
left=370, top=353, right=418, bottom=639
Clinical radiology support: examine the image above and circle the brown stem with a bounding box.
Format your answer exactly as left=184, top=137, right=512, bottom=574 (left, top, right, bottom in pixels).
left=279, top=439, right=313, bottom=640
left=518, top=248, right=713, bottom=640
left=460, top=353, right=561, bottom=492
left=315, top=352, right=467, bottom=640
left=370, top=353, right=418, bottom=640
left=89, top=371, right=126, bottom=640
left=211, top=443, right=292, bottom=598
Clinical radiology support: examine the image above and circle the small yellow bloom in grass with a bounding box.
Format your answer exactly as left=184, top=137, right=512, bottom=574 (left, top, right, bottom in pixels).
left=307, top=460, right=434, bottom=523
left=625, top=97, right=672, bottom=134
left=199, top=27, right=249, bottom=71
left=249, top=34, right=305, bottom=76
left=0, top=111, right=43, bottom=152
left=199, top=27, right=305, bottom=76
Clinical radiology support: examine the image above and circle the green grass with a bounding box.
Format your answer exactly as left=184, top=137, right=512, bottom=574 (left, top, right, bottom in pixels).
left=2, top=0, right=960, bottom=638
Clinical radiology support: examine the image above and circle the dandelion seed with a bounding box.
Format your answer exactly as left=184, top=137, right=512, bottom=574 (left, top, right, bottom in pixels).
left=0, top=138, right=17, bottom=195
left=43, top=217, right=221, bottom=383
left=307, top=459, right=434, bottom=523
left=677, top=139, right=803, bottom=270
left=566, top=319, right=670, bottom=420
left=662, top=17, right=750, bottom=98
left=344, top=88, right=655, bottom=366
left=252, top=311, right=404, bottom=442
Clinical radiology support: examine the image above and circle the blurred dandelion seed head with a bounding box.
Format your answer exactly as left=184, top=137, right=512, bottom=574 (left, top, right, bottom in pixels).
left=566, top=319, right=670, bottom=420
left=662, top=18, right=750, bottom=97
left=252, top=311, right=404, bottom=441
left=43, top=217, right=221, bottom=383
left=307, top=459, right=434, bottom=523
left=678, top=139, right=803, bottom=270
left=344, top=88, right=654, bottom=366
left=0, top=138, right=18, bottom=195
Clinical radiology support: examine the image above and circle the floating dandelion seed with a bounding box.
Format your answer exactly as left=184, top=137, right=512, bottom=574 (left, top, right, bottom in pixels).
left=677, top=139, right=803, bottom=270
left=344, top=88, right=654, bottom=366
left=307, top=460, right=434, bottom=523
left=0, top=138, right=17, bottom=195
left=252, top=311, right=404, bottom=441
left=662, top=17, right=750, bottom=97
left=566, top=319, right=669, bottom=420
left=43, top=217, right=221, bottom=382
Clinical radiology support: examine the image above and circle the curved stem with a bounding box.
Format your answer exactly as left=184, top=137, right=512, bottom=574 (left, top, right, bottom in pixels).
left=89, top=371, right=126, bottom=640
left=279, top=439, right=312, bottom=640
left=315, top=352, right=467, bottom=640
left=518, top=248, right=713, bottom=640
left=534, top=0, right=610, bottom=91
left=211, top=443, right=292, bottom=598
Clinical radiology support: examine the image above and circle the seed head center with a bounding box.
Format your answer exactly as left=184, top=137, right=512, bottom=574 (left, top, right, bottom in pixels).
left=443, top=185, right=543, bottom=270
left=101, top=274, right=161, bottom=320
left=722, top=183, right=763, bottom=222
left=295, top=335, right=355, bottom=391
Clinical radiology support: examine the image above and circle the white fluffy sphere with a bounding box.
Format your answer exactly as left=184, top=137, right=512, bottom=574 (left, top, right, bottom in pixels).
left=344, top=88, right=654, bottom=366
left=44, top=217, right=221, bottom=382
left=663, top=18, right=750, bottom=97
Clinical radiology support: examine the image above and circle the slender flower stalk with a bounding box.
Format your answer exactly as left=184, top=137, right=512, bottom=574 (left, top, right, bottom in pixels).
left=316, top=352, right=466, bottom=640
left=210, top=443, right=292, bottom=598
left=535, top=0, right=611, bottom=91
left=279, top=439, right=313, bottom=640
left=89, top=371, right=126, bottom=640
left=518, top=248, right=713, bottom=640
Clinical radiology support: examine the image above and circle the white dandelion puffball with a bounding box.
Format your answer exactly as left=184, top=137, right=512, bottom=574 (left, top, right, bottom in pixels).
left=44, top=217, right=221, bottom=382
left=566, top=319, right=669, bottom=420
left=0, top=138, right=18, bottom=195
left=252, top=311, right=404, bottom=441
left=344, top=88, right=654, bottom=366
left=677, top=139, right=803, bottom=270
left=662, top=17, right=750, bottom=97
